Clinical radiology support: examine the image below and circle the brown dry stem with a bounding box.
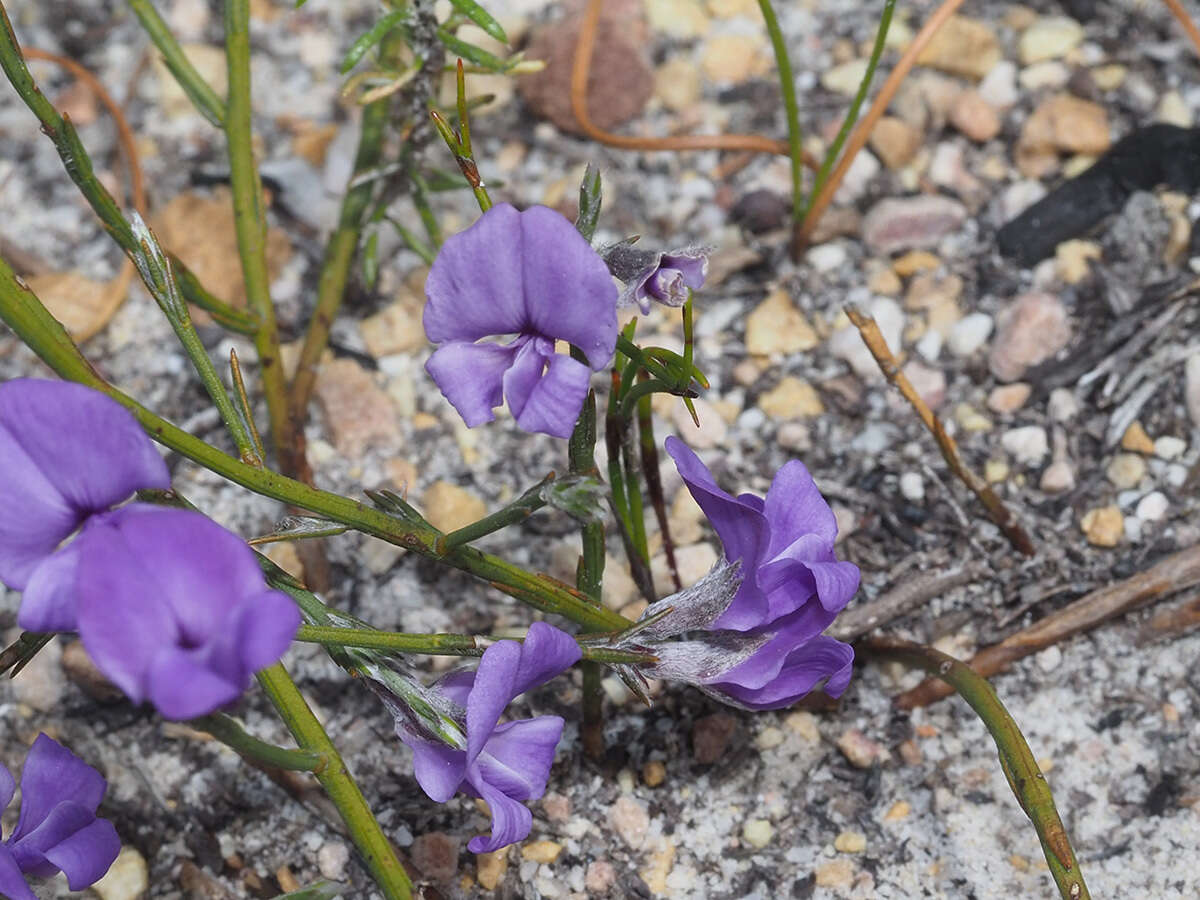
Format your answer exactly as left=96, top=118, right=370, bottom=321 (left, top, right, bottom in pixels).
left=898, top=543, right=1200, bottom=708
left=845, top=306, right=1035, bottom=557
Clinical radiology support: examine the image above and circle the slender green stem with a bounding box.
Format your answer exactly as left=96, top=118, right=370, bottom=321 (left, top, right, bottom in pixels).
left=289, top=98, right=390, bottom=420
left=131, top=219, right=260, bottom=464
left=865, top=639, right=1089, bottom=900
left=223, top=0, right=290, bottom=460
left=0, top=4, right=249, bottom=330
left=0, top=256, right=631, bottom=634
left=757, top=0, right=804, bottom=219
left=192, top=713, right=326, bottom=772
left=129, top=0, right=227, bottom=126
left=296, top=626, right=479, bottom=655
left=256, top=663, right=412, bottom=900
left=229, top=348, right=266, bottom=464
left=806, top=0, right=896, bottom=209
left=637, top=388, right=679, bottom=593
left=439, top=474, right=553, bottom=551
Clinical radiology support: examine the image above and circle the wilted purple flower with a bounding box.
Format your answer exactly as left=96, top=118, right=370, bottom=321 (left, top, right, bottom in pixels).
left=602, top=241, right=709, bottom=313
left=665, top=437, right=859, bottom=632
left=0, top=733, right=120, bottom=900
left=396, top=622, right=581, bottom=852
left=423, top=203, right=618, bottom=439
left=626, top=439, right=860, bottom=709
left=62, top=505, right=300, bottom=721
left=0, top=378, right=168, bottom=627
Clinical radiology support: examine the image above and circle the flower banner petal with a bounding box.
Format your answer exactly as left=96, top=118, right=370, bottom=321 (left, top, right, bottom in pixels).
left=519, top=206, right=617, bottom=369
left=424, top=204, right=526, bottom=344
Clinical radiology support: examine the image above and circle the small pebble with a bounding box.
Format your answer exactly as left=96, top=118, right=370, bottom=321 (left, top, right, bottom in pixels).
left=837, top=729, right=888, bottom=768
left=1136, top=491, right=1169, bottom=522
left=1047, top=388, right=1079, bottom=422
left=815, top=858, right=855, bottom=888
left=1121, top=422, right=1156, bottom=454
left=642, top=759, right=667, bottom=787
left=692, top=712, right=737, bottom=764
left=1154, top=436, right=1187, bottom=460
left=586, top=860, right=617, bottom=893
left=521, top=841, right=563, bottom=864
left=834, top=831, right=867, bottom=854
left=989, top=292, right=1072, bottom=382
left=899, top=471, right=925, bottom=502
left=861, top=195, right=968, bottom=254
left=948, top=312, right=993, bottom=356
left=1001, top=426, right=1049, bottom=465
left=987, top=383, right=1031, bottom=414
left=1040, top=460, right=1075, bottom=493
left=476, top=850, right=508, bottom=890
left=1036, top=645, right=1063, bottom=672
left=317, top=842, right=349, bottom=881
left=885, top=801, right=912, bottom=822
left=411, top=832, right=459, bottom=882
left=743, top=820, right=775, bottom=849
left=1081, top=506, right=1124, bottom=547
left=609, top=796, right=650, bottom=849
left=1106, top=453, right=1147, bottom=489
left=92, top=848, right=149, bottom=900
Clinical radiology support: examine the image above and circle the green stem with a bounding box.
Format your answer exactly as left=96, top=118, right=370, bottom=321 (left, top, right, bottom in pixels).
left=289, top=98, right=390, bottom=420
left=256, top=663, right=412, bottom=900
left=757, top=0, right=804, bottom=220
left=0, top=257, right=631, bottom=634
left=806, top=0, right=896, bottom=209
left=296, top=626, right=479, bottom=655
left=223, top=0, right=290, bottom=460
left=0, top=4, right=250, bottom=330
left=192, top=712, right=326, bottom=772
left=129, top=0, right=227, bottom=127
left=865, top=639, right=1089, bottom=900
left=439, top=475, right=552, bottom=551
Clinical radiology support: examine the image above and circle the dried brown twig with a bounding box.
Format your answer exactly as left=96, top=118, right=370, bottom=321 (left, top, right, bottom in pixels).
left=845, top=306, right=1035, bottom=557
left=832, top=561, right=990, bottom=641
left=897, top=543, right=1200, bottom=708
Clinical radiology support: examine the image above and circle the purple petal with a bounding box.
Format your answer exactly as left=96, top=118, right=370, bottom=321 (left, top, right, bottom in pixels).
left=659, top=252, right=708, bottom=292
left=434, top=670, right=476, bottom=709
left=404, top=736, right=467, bottom=803
left=715, top=635, right=855, bottom=709
left=424, top=204, right=526, bottom=344
left=0, top=379, right=167, bottom=589
left=665, top=438, right=765, bottom=571
left=146, top=651, right=242, bottom=720
left=761, top=460, right=839, bottom=555
left=518, top=206, right=618, bottom=370
left=425, top=340, right=519, bottom=428
left=465, top=774, right=534, bottom=854
left=9, top=801, right=98, bottom=877
left=11, top=735, right=105, bottom=845
left=464, top=641, right=522, bottom=767
left=42, top=818, right=119, bottom=890
left=0, top=847, right=37, bottom=900
left=233, top=590, right=301, bottom=674
left=510, top=623, right=582, bottom=698
left=474, top=717, right=564, bottom=801
left=0, top=423, right=80, bottom=590
left=507, top=351, right=592, bottom=439
left=760, top=535, right=859, bottom=615
left=76, top=506, right=293, bottom=717
left=17, top=541, right=83, bottom=632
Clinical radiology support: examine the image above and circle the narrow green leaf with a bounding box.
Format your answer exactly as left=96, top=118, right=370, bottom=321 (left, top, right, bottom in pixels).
left=447, top=0, right=508, bottom=43
left=436, top=28, right=509, bottom=72
left=341, top=10, right=406, bottom=74
left=575, top=163, right=602, bottom=242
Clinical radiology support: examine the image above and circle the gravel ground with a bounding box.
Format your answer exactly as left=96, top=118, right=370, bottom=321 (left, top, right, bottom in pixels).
left=2, top=0, right=1200, bottom=898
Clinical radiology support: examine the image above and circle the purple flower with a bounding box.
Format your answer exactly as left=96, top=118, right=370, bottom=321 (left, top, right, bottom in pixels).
left=602, top=241, right=709, bottom=313
left=0, top=378, right=169, bottom=623
left=396, top=622, right=581, bottom=852
left=665, top=437, right=859, bottom=632
left=0, top=733, right=120, bottom=900
left=62, top=505, right=299, bottom=720
left=423, top=203, right=618, bottom=439
left=635, top=438, right=860, bottom=709
left=0, top=378, right=298, bottom=719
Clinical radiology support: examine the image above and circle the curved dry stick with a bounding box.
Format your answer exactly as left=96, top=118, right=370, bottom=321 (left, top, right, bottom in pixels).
left=1163, top=0, right=1200, bottom=58
left=23, top=47, right=143, bottom=333
left=794, top=0, right=965, bottom=250
left=570, top=0, right=818, bottom=165
left=24, top=47, right=146, bottom=215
